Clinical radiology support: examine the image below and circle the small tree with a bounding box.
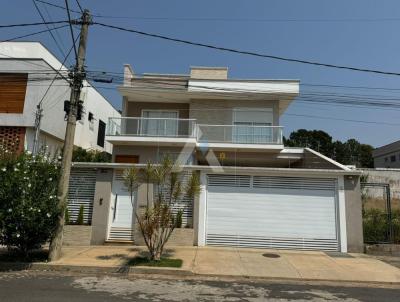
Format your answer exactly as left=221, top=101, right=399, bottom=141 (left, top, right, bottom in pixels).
left=123, top=157, right=200, bottom=261
left=76, top=205, right=84, bottom=225
left=0, top=149, right=60, bottom=257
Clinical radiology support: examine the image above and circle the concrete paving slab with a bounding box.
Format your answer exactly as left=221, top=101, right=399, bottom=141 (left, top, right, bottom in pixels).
left=162, top=247, right=197, bottom=271
left=331, top=257, right=400, bottom=283
left=193, top=247, right=246, bottom=275
left=237, top=249, right=302, bottom=279
left=37, top=245, right=400, bottom=284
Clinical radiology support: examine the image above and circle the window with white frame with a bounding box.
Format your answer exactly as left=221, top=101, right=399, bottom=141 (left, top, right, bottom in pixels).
left=233, top=108, right=273, bottom=143
left=141, top=110, right=179, bottom=136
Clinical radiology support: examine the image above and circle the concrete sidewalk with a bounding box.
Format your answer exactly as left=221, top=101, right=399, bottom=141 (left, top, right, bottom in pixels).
left=49, top=245, right=400, bottom=284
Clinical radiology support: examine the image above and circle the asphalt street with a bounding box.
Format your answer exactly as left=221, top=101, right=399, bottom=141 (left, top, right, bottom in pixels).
left=0, top=271, right=399, bottom=301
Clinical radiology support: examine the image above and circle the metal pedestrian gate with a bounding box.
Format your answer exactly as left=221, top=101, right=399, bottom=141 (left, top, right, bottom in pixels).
left=67, top=168, right=97, bottom=224
left=361, top=182, right=396, bottom=244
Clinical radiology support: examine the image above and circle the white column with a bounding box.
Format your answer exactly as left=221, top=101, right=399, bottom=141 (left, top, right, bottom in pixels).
left=196, top=171, right=207, bottom=246
left=338, top=175, right=348, bottom=253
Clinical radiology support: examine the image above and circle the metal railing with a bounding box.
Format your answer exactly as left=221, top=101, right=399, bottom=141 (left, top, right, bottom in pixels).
left=107, top=117, right=197, bottom=138
left=107, top=118, right=284, bottom=145
left=197, top=124, right=283, bottom=145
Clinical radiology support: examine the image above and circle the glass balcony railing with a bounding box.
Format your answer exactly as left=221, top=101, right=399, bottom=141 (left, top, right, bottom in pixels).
left=107, top=118, right=283, bottom=145
left=107, top=117, right=197, bottom=138
left=197, top=124, right=283, bottom=145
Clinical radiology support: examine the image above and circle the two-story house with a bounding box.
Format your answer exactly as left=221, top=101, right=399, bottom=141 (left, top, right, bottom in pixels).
left=0, top=42, right=120, bottom=156
left=70, top=65, right=363, bottom=253
left=373, top=140, right=400, bottom=168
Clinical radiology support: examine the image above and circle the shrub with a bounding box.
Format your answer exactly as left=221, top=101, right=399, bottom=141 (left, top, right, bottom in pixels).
left=65, top=207, right=70, bottom=225
left=76, top=205, right=84, bottom=225
left=392, top=210, right=400, bottom=244
left=72, top=147, right=111, bottom=162
left=176, top=210, right=183, bottom=228
left=363, top=208, right=388, bottom=243
left=0, top=149, right=60, bottom=257
left=363, top=208, right=400, bottom=244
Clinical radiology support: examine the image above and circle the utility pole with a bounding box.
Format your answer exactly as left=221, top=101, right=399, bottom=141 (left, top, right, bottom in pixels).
left=32, top=104, right=43, bottom=154
left=48, top=9, right=91, bottom=261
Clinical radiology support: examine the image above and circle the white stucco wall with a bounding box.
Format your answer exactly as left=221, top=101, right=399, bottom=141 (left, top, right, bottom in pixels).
left=0, top=42, right=120, bottom=154
left=74, top=82, right=120, bottom=154
left=25, top=127, right=63, bottom=156
left=360, top=169, right=400, bottom=200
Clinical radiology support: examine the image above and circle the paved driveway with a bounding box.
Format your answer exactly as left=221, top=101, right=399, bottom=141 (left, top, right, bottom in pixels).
left=53, top=246, right=400, bottom=283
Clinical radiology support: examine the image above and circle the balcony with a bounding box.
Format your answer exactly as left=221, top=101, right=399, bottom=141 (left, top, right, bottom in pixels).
left=106, top=118, right=284, bottom=150
left=196, top=124, right=284, bottom=150
left=106, top=117, right=197, bottom=146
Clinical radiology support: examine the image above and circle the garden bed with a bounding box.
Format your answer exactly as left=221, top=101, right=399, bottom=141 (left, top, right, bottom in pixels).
left=127, top=256, right=182, bottom=268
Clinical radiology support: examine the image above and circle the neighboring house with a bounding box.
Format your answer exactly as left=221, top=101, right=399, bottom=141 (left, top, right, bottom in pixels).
left=0, top=42, right=120, bottom=155
left=373, top=140, right=400, bottom=168
left=66, top=65, right=363, bottom=253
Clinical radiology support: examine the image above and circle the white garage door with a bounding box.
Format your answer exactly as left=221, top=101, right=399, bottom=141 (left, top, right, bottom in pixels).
left=206, top=174, right=339, bottom=251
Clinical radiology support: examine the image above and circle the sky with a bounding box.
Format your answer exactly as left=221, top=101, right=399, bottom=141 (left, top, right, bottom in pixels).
left=1, top=0, right=400, bottom=147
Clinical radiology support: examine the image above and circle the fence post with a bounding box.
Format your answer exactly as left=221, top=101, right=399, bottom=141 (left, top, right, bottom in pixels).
left=386, top=184, right=394, bottom=243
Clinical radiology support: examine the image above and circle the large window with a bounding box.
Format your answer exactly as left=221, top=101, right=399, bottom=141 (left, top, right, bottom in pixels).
left=233, top=108, right=273, bottom=143
left=141, top=110, right=178, bottom=136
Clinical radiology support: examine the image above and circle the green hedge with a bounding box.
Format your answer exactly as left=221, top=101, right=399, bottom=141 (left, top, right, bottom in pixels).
left=0, top=150, right=61, bottom=256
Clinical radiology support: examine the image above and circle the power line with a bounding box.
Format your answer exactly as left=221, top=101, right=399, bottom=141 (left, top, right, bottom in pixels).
left=32, top=0, right=66, bottom=58
left=0, top=20, right=69, bottom=29
left=0, top=51, right=71, bottom=82
left=87, top=75, right=400, bottom=102
left=41, top=33, right=80, bottom=107
left=90, top=81, right=400, bottom=112
left=11, top=73, right=400, bottom=108
left=30, top=1, right=400, bottom=23
left=85, top=68, right=400, bottom=93
left=94, top=22, right=400, bottom=77
left=64, top=0, right=78, bottom=62
left=301, top=83, right=400, bottom=92
left=41, top=1, right=70, bottom=62
left=75, top=0, right=84, bottom=13
left=35, top=0, right=81, bottom=14
left=94, top=16, right=400, bottom=23
left=89, top=77, right=400, bottom=111
left=1, top=24, right=69, bottom=42
left=284, top=113, right=400, bottom=126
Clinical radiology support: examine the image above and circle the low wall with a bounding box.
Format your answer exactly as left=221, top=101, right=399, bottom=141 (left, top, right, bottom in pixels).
left=359, top=169, right=400, bottom=202
left=134, top=227, right=194, bottom=246
left=63, top=225, right=92, bottom=246
left=365, top=244, right=400, bottom=256
left=166, top=228, right=194, bottom=246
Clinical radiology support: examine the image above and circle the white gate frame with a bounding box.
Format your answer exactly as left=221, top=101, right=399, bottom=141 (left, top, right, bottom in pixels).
left=197, top=171, right=207, bottom=246
left=338, top=175, right=348, bottom=253
left=195, top=171, right=349, bottom=252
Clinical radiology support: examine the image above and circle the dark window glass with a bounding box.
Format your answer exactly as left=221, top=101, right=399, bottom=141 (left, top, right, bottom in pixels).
left=390, top=155, right=396, bottom=162
left=97, top=120, right=106, bottom=147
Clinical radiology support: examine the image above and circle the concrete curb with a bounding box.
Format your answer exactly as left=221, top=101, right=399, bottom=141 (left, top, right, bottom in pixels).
left=0, top=262, right=194, bottom=276
left=0, top=262, right=399, bottom=287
